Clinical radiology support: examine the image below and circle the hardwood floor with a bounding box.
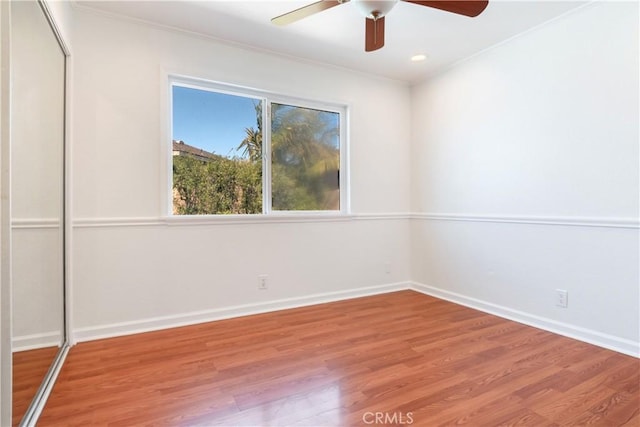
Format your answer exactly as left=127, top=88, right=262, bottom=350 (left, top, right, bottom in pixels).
left=38, top=291, right=639, bottom=426
left=12, top=346, right=60, bottom=426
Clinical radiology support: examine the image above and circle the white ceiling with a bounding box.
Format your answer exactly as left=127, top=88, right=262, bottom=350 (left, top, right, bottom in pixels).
left=75, top=0, right=588, bottom=83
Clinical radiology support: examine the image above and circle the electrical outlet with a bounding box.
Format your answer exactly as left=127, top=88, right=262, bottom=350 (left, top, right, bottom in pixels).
left=258, top=274, right=268, bottom=290
left=555, top=289, right=568, bottom=308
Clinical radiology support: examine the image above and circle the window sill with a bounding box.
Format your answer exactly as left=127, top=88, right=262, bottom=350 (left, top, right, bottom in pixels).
left=164, top=212, right=354, bottom=226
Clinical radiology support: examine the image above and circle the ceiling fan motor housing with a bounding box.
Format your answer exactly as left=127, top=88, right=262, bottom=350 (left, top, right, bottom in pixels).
left=353, top=0, right=399, bottom=19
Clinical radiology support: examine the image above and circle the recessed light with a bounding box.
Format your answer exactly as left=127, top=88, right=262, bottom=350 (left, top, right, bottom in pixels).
left=411, top=54, right=427, bottom=62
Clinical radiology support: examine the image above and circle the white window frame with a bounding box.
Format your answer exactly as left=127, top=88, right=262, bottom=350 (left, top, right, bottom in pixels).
left=167, top=75, right=349, bottom=217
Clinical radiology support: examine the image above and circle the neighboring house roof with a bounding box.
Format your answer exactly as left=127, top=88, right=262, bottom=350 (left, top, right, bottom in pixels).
left=172, top=140, right=220, bottom=161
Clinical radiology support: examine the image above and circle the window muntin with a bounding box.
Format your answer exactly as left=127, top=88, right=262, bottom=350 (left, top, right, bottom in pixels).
left=170, top=78, right=345, bottom=216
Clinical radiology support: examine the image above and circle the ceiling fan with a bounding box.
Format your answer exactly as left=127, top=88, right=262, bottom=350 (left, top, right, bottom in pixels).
left=272, top=0, right=489, bottom=52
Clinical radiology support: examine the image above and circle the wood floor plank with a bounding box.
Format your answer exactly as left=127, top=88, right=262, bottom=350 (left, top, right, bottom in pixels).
left=37, top=291, right=639, bottom=426
left=622, top=412, right=640, bottom=426
left=570, top=390, right=639, bottom=426
left=426, top=391, right=525, bottom=426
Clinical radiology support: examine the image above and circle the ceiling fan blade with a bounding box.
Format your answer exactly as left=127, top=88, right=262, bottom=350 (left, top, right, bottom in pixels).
left=365, top=17, right=385, bottom=52
left=403, top=1, right=489, bottom=17
left=272, top=1, right=344, bottom=26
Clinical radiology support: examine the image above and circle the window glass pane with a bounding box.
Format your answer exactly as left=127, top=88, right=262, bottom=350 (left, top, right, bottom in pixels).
left=172, top=85, right=262, bottom=214
left=271, top=103, right=340, bottom=211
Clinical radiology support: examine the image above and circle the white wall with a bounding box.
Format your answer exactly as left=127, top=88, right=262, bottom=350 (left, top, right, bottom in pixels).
left=70, top=8, right=412, bottom=339
left=410, top=1, right=639, bottom=355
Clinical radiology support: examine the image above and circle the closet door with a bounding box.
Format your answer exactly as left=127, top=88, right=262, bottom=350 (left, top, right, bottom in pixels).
left=10, top=1, right=68, bottom=425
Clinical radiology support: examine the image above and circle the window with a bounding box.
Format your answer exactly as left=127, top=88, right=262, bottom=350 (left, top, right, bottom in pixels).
left=170, top=77, right=346, bottom=215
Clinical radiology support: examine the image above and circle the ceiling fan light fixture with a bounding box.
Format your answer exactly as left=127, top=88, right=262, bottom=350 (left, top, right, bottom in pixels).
left=411, top=53, right=427, bottom=62
left=353, top=0, right=399, bottom=19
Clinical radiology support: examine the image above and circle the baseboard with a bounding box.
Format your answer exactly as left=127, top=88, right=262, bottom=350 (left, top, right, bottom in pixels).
left=410, top=282, right=640, bottom=358
left=12, top=332, right=62, bottom=352
left=72, top=280, right=639, bottom=358
left=73, top=282, right=409, bottom=343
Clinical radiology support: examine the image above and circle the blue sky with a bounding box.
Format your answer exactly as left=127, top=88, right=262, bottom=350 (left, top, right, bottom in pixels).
left=172, top=85, right=259, bottom=158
